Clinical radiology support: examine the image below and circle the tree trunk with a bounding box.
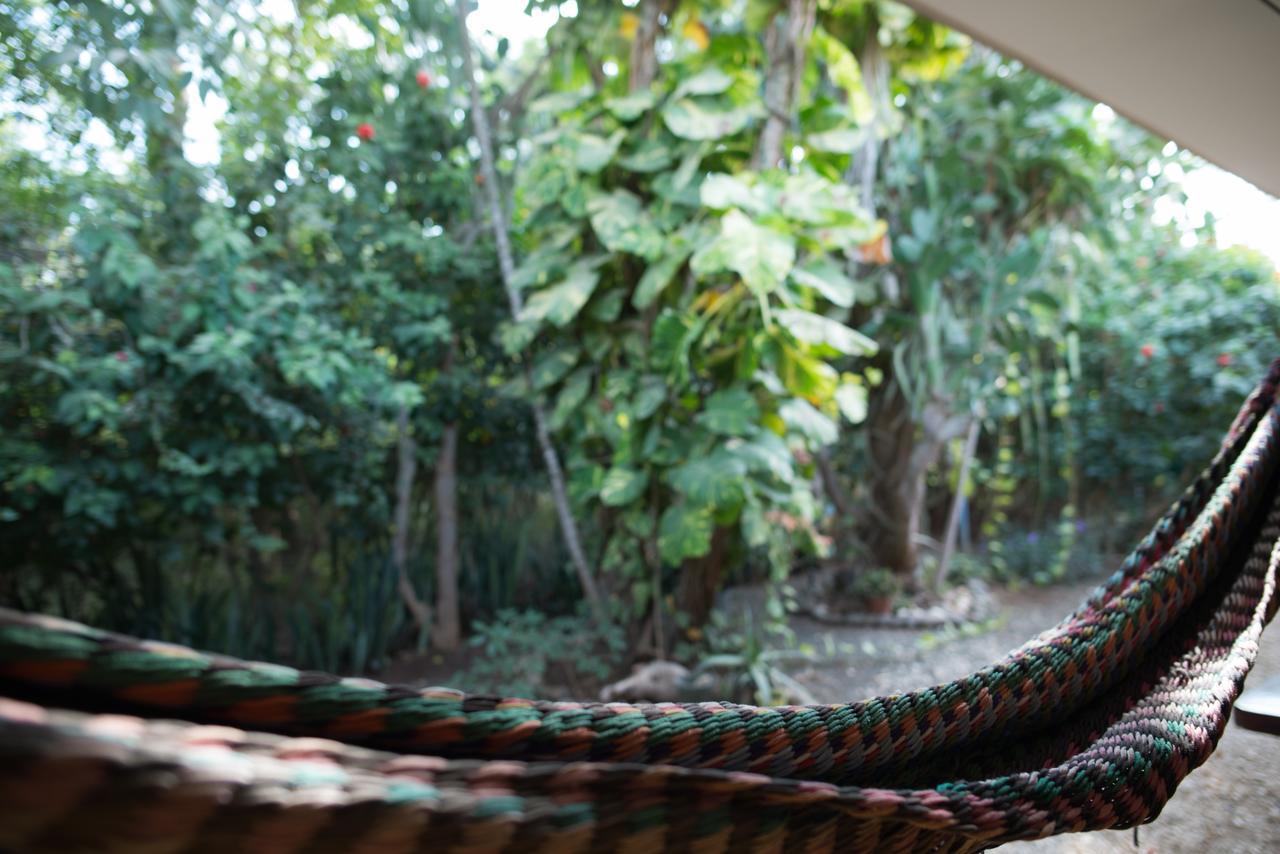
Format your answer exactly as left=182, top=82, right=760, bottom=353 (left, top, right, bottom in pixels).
left=454, top=0, right=607, bottom=625
left=932, top=415, right=981, bottom=594
left=394, top=405, right=431, bottom=632
left=432, top=421, right=461, bottom=650
left=754, top=0, right=818, bottom=170
left=674, top=525, right=732, bottom=633
left=629, top=0, right=675, bottom=93
left=863, top=380, right=969, bottom=583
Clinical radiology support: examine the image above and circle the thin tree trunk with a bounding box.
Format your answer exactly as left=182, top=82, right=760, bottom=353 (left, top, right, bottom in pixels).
left=848, top=28, right=890, bottom=211
left=629, top=0, right=675, bottom=93
left=864, top=383, right=968, bottom=583
left=433, top=421, right=461, bottom=650
left=933, top=415, right=980, bottom=594
left=394, top=405, right=431, bottom=632
left=754, top=0, right=818, bottom=170
left=675, top=525, right=732, bottom=631
left=453, top=0, right=607, bottom=625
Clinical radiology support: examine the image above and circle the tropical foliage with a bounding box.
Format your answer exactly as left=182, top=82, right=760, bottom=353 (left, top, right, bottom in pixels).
left=1, top=0, right=1276, bottom=693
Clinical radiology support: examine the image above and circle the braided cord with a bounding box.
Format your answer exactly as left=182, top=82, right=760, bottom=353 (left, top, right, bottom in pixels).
left=2, top=359, right=1279, bottom=852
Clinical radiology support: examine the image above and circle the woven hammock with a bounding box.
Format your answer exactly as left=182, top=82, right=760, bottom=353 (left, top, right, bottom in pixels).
left=3, top=365, right=1280, bottom=853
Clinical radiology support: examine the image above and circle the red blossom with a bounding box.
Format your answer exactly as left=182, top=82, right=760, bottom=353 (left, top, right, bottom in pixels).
left=114, top=350, right=128, bottom=362
left=1140, top=344, right=1155, bottom=359
left=415, top=70, right=431, bottom=89
left=1217, top=353, right=1233, bottom=368
left=356, top=122, right=375, bottom=141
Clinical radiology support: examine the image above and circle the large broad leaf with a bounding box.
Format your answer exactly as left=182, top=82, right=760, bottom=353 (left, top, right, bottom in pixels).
left=810, top=29, right=875, bottom=124
left=650, top=310, right=696, bottom=373
left=775, top=309, right=877, bottom=356
left=778, top=345, right=839, bottom=400
left=572, top=130, right=624, bottom=174
left=632, top=376, right=668, bottom=419
left=587, top=190, right=665, bottom=260
left=780, top=398, right=838, bottom=447
left=663, top=98, right=759, bottom=141
left=791, top=259, right=858, bottom=308
left=521, top=259, right=602, bottom=327
left=691, top=210, right=795, bottom=297
left=835, top=381, right=869, bottom=424
left=633, top=237, right=694, bottom=309
left=673, top=66, right=734, bottom=98
left=529, top=88, right=592, bottom=114
left=667, top=453, right=747, bottom=510
left=605, top=90, right=657, bottom=121
left=697, top=387, right=759, bottom=436
left=658, top=503, right=714, bottom=565
left=732, top=431, right=794, bottom=481
left=700, top=173, right=765, bottom=213
left=806, top=126, right=867, bottom=153
left=600, top=466, right=648, bottom=507
left=530, top=348, right=578, bottom=390
left=549, top=367, right=592, bottom=430
left=619, top=141, right=675, bottom=173
left=778, top=173, right=862, bottom=224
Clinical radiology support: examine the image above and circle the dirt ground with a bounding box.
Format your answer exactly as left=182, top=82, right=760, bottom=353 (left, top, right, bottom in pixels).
left=781, top=580, right=1280, bottom=854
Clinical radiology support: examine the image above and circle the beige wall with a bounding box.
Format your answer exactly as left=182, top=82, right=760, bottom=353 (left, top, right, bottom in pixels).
left=902, top=0, right=1280, bottom=198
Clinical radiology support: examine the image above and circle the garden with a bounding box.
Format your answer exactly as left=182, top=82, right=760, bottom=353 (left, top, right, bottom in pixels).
left=2, top=0, right=1278, bottom=709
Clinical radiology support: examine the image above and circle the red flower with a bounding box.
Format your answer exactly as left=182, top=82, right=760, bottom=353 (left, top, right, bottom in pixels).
left=1153, top=402, right=1166, bottom=414
left=1140, top=344, right=1155, bottom=359
left=114, top=350, right=128, bottom=362
left=415, top=70, right=431, bottom=89
left=1217, top=353, right=1233, bottom=368
left=356, top=122, right=375, bottom=141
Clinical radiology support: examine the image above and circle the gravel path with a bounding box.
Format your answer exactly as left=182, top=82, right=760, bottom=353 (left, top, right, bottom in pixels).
left=782, top=580, right=1280, bottom=854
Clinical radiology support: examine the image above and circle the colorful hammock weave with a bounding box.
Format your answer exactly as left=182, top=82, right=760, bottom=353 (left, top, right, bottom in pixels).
left=3, top=363, right=1280, bottom=853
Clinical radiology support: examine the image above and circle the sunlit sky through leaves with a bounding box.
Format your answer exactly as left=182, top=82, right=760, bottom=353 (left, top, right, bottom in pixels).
left=33, top=0, right=1280, bottom=267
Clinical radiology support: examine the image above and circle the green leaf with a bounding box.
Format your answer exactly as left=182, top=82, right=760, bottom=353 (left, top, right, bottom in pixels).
left=600, top=466, right=648, bottom=507
left=700, top=173, right=764, bottom=213
left=734, top=431, right=794, bottom=481
left=530, top=348, right=578, bottom=390
left=780, top=398, right=838, bottom=446
left=589, top=288, right=624, bottom=322
left=668, top=453, right=746, bottom=510
left=791, top=259, right=858, bottom=308
left=587, top=190, right=665, bottom=260
left=618, top=141, right=675, bottom=173
left=633, top=240, right=693, bottom=309
left=572, top=130, right=624, bottom=174
left=775, top=309, right=878, bottom=356
left=550, top=368, right=592, bottom=430
left=835, top=381, right=869, bottom=424
left=650, top=310, right=695, bottom=373
left=662, top=99, right=759, bottom=141
left=521, top=259, right=602, bottom=328
left=910, top=208, right=937, bottom=244
left=633, top=376, right=667, bottom=419
left=674, top=67, right=735, bottom=98
left=691, top=210, right=795, bottom=297
left=605, top=90, right=657, bottom=121
left=806, top=126, right=866, bottom=153
left=658, top=503, right=714, bottom=565
left=811, top=29, right=875, bottom=124
left=529, top=88, right=592, bottom=114
left=697, top=387, right=759, bottom=436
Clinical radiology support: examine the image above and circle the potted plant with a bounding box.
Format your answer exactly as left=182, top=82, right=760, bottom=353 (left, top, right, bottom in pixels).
left=852, top=568, right=899, bottom=615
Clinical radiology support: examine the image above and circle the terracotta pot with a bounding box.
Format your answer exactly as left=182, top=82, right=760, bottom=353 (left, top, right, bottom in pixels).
left=864, top=596, right=893, bottom=615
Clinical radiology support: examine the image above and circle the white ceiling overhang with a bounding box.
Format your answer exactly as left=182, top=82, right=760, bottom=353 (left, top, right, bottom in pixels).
left=900, top=0, right=1280, bottom=198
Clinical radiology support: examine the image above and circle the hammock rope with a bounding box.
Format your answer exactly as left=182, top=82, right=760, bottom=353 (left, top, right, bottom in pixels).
left=3, top=361, right=1280, bottom=853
